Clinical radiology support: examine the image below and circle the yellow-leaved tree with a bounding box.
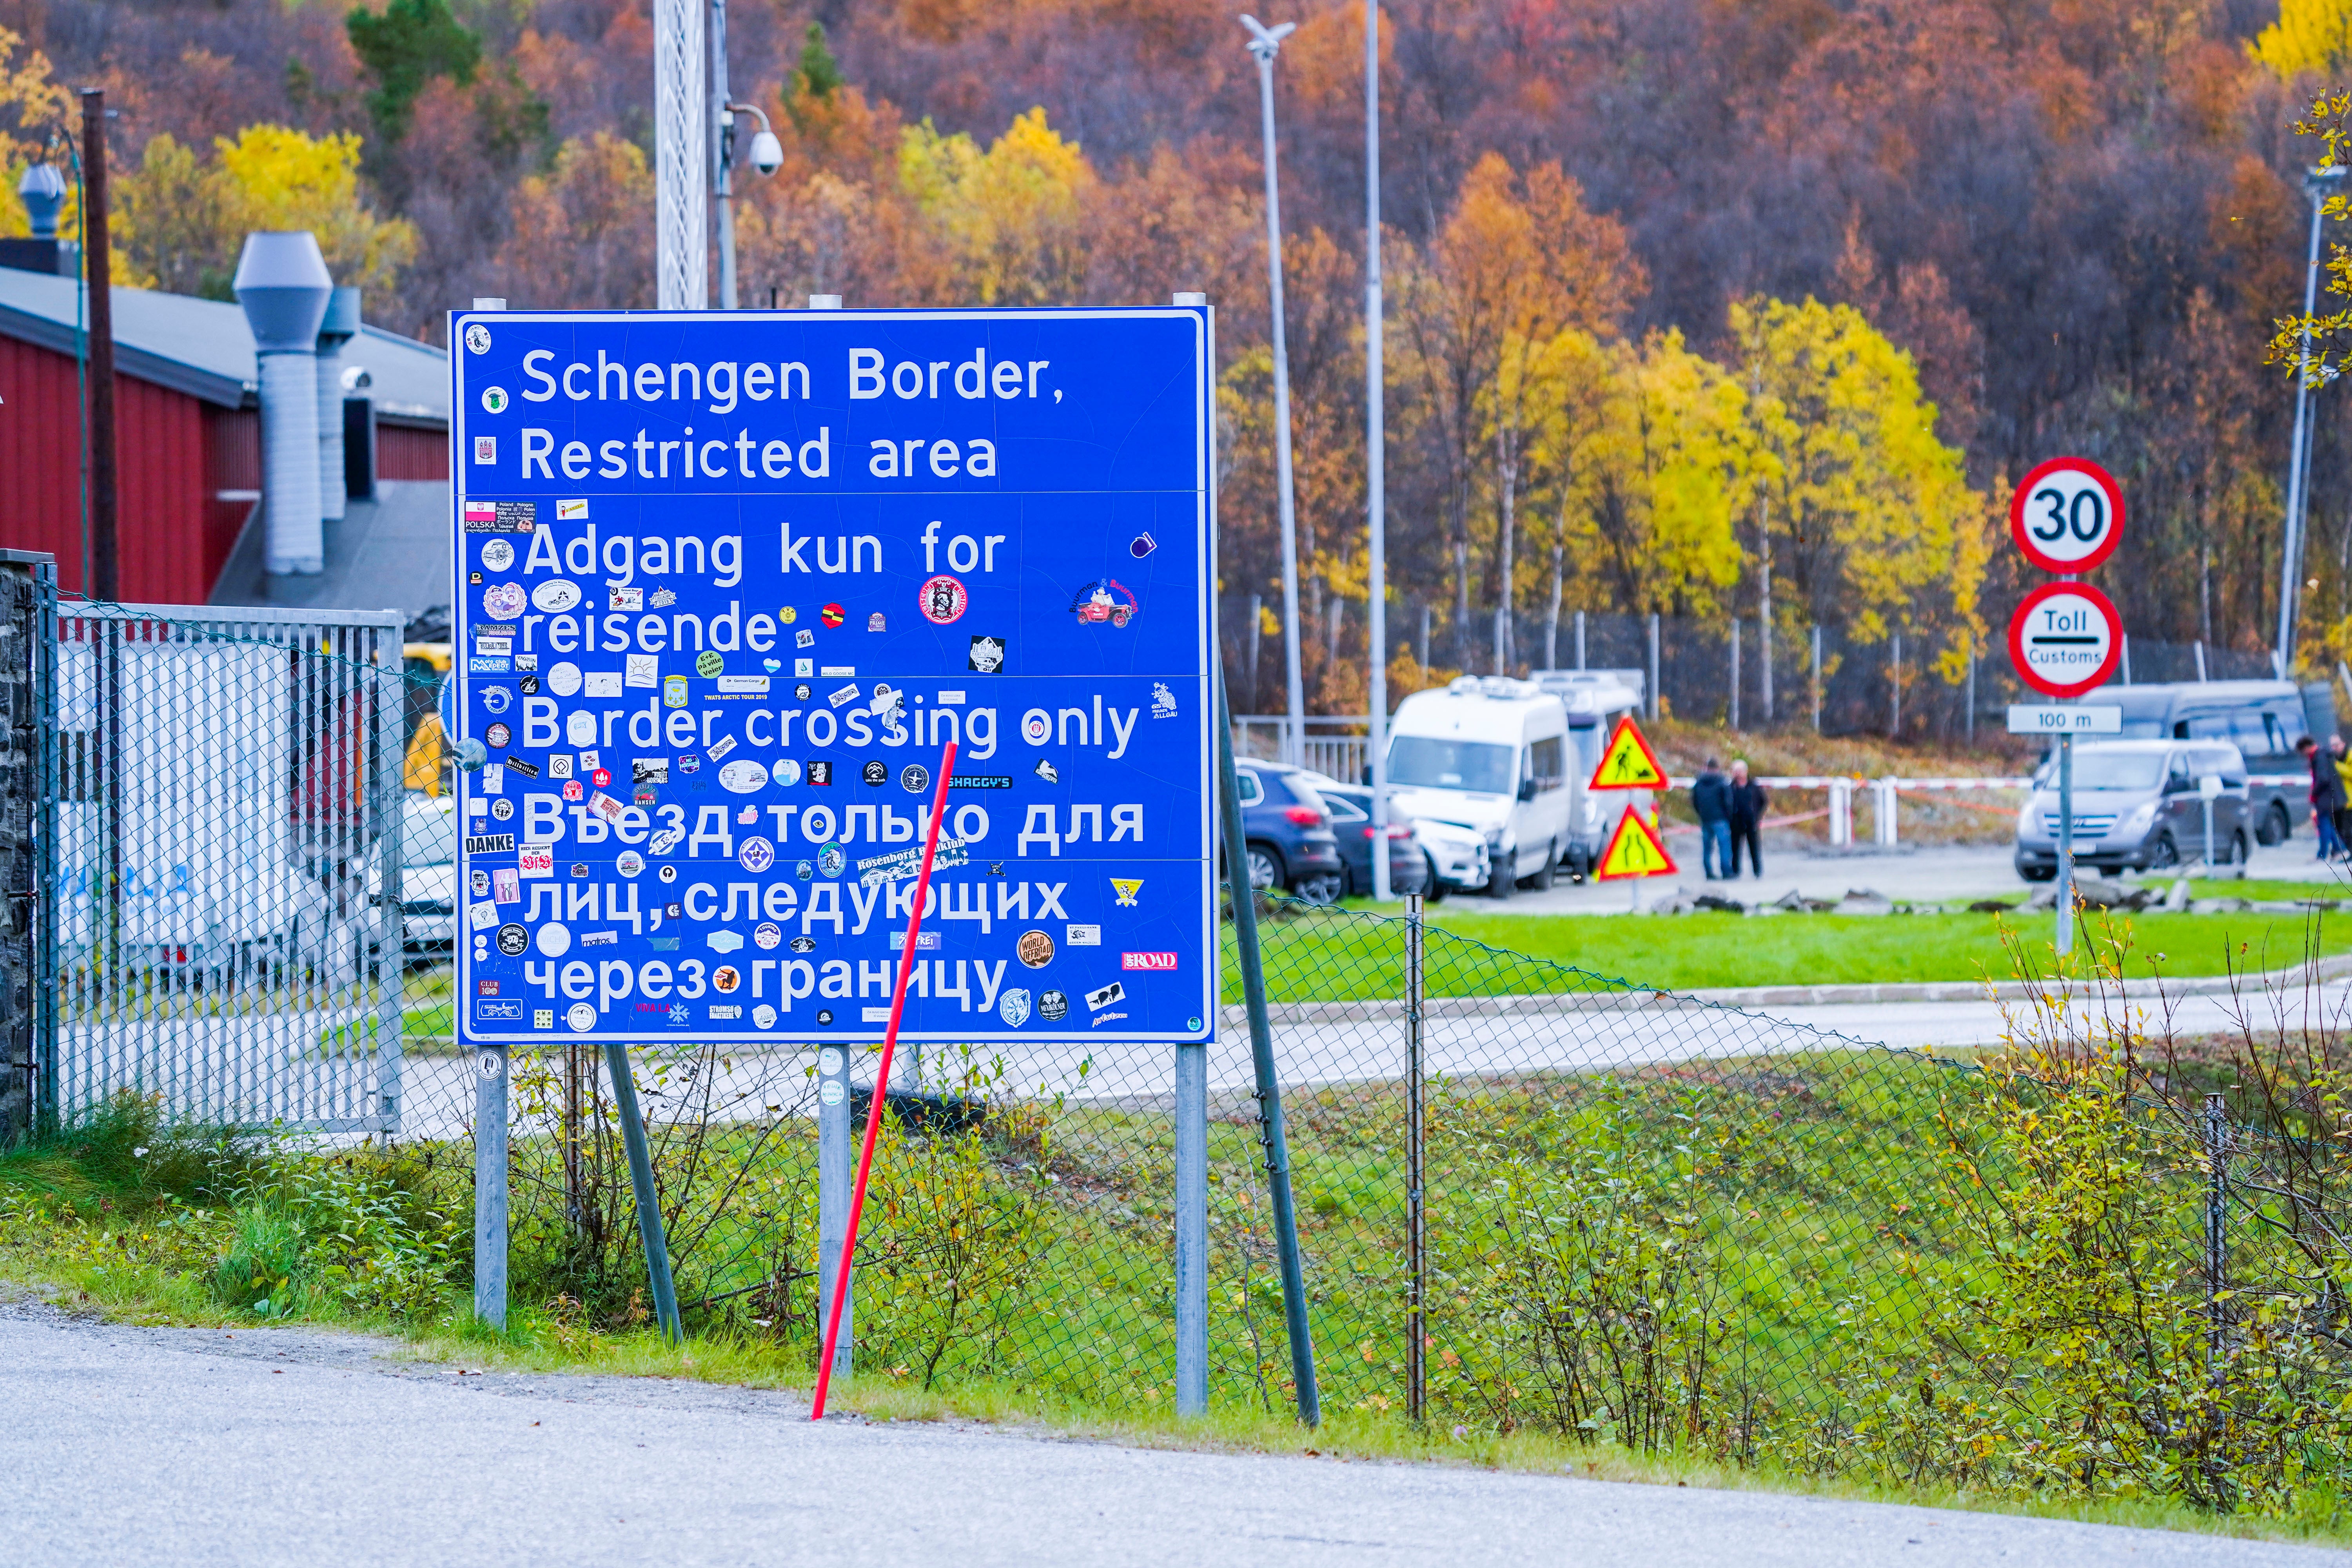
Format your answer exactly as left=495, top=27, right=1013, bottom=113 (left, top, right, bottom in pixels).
left=114, top=125, right=415, bottom=299
left=2250, top=0, right=2352, bottom=78
left=898, top=107, right=1093, bottom=305
left=1729, top=294, right=1988, bottom=689
left=1557, top=328, right=1750, bottom=617
left=1392, top=151, right=1639, bottom=667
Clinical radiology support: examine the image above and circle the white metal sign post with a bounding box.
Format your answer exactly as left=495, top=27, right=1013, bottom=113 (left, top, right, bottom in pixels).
left=2006, top=469, right=2126, bottom=962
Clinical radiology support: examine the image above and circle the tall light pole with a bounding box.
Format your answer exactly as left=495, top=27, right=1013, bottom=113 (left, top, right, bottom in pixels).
left=654, top=0, right=706, bottom=308
left=711, top=0, right=735, bottom=310
left=708, top=0, right=784, bottom=310
left=1243, top=14, right=1306, bottom=767
left=1364, top=1, right=1390, bottom=898
left=2277, top=162, right=2346, bottom=678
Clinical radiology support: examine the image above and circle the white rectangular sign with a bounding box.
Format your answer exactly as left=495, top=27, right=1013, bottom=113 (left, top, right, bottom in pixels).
left=2007, top=704, right=2122, bottom=735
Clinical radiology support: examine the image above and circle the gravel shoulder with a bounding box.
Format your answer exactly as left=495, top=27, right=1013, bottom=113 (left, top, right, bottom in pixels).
left=1, top=1296, right=2340, bottom=1568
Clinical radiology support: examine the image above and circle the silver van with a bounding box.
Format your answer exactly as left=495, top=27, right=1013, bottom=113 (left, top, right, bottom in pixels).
left=2107, top=681, right=2332, bottom=846
left=2012, top=739, right=2249, bottom=880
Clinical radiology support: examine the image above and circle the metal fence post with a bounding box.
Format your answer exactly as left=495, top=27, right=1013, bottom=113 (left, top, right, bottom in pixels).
left=1646, top=612, right=1660, bottom=720
left=1889, top=631, right=1902, bottom=737
left=1573, top=609, right=1585, bottom=671
left=1729, top=620, right=1741, bottom=730
left=2203, top=1091, right=2232, bottom=1505
left=472, top=1045, right=508, bottom=1330
left=1404, top=891, right=1426, bottom=1425
left=605, top=1040, right=682, bottom=1343
left=1216, top=675, right=1321, bottom=1425
left=31, top=563, right=55, bottom=1139
left=1964, top=648, right=1976, bottom=744
left=1811, top=623, right=1823, bottom=732
left=2204, top=1092, right=2229, bottom=1378
left=1175, top=1037, right=1208, bottom=1416
left=814, top=1048, right=851, bottom=1382
left=817, top=1042, right=853, bottom=1379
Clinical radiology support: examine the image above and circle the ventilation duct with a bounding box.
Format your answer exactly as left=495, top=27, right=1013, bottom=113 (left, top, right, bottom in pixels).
left=232, top=233, right=332, bottom=576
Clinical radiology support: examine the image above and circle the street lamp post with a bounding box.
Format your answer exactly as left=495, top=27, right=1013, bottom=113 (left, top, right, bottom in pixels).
left=2277, top=163, right=2347, bottom=677
left=709, top=0, right=783, bottom=311
left=1243, top=14, right=1306, bottom=767
left=1365, top=1, right=1389, bottom=898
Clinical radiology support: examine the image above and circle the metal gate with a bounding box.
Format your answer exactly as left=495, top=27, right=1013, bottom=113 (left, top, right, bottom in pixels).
left=37, top=594, right=409, bottom=1134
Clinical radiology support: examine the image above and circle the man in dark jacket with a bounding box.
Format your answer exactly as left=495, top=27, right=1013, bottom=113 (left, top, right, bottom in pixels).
left=1726, top=759, right=1768, bottom=878
left=1691, top=758, right=1731, bottom=880
left=2301, top=736, right=2347, bottom=860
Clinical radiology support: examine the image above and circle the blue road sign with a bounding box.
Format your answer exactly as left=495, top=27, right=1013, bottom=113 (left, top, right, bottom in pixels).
left=449, top=308, right=1215, bottom=1046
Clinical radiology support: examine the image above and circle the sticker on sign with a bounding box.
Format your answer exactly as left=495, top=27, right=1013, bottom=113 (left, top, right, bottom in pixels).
left=2010, top=456, right=2125, bottom=574
left=2007, top=705, right=2123, bottom=735
left=2008, top=581, right=2123, bottom=699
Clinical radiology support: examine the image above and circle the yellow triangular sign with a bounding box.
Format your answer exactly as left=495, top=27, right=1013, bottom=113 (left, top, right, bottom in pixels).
left=1596, top=806, right=1678, bottom=880
left=1588, top=715, right=1668, bottom=791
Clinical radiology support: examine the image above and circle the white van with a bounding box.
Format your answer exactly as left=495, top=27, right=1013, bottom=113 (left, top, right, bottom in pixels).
left=1385, top=677, right=1572, bottom=898
left=1531, top=668, right=1646, bottom=882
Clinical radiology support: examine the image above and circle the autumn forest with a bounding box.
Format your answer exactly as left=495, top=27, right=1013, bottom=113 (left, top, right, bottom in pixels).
left=3, top=0, right=2351, bottom=719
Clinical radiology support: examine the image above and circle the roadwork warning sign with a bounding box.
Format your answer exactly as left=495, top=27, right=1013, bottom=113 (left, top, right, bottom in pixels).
left=1588, top=715, right=1668, bottom=791
left=1595, top=807, right=1677, bottom=880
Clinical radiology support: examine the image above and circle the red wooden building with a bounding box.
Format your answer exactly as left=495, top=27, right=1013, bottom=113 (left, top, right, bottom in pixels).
left=0, top=264, right=450, bottom=610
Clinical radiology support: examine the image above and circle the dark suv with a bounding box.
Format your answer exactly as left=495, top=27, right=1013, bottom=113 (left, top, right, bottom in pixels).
left=1232, top=760, right=1345, bottom=904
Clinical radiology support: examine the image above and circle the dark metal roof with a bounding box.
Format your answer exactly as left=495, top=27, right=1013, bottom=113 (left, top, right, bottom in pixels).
left=0, top=268, right=448, bottom=424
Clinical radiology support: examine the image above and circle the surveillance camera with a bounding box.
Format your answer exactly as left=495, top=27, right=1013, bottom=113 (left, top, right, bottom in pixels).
left=750, top=129, right=784, bottom=177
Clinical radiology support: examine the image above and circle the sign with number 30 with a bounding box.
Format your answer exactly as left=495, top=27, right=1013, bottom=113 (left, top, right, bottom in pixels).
left=2008, top=456, right=2125, bottom=574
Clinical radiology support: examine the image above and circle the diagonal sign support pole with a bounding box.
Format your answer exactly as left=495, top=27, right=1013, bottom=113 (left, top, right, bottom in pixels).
left=809, top=739, right=958, bottom=1421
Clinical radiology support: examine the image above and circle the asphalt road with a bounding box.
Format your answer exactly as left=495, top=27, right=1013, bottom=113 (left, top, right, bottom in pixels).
left=1, top=1299, right=2336, bottom=1568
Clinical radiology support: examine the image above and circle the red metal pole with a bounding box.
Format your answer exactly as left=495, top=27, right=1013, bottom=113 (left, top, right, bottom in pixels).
left=809, top=739, right=957, bottom=1420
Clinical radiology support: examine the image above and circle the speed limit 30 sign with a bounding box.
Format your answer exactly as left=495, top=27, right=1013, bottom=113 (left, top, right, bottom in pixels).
left=2009, top=457, right=2124, bottom=574
left=2008, top=581, right=2123, bottom=698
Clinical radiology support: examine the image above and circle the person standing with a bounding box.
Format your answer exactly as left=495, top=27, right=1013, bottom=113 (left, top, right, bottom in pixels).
left=2299, top=736, right=2346, bottom=860
left=1726, top=759, right=1768, bottom=878
left=2331, top=736, right=2352, bottom=858
left=1691, top=757, right=1731, bottom=880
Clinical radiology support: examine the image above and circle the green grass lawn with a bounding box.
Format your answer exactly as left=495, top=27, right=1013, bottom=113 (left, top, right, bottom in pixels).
left=1238, top=906, right=2351, bottom=999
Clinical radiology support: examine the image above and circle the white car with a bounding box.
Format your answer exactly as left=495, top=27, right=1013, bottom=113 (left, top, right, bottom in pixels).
left=1411, top=816, right=1489, bottom=898
left=367, top=793, right=459, bottom=950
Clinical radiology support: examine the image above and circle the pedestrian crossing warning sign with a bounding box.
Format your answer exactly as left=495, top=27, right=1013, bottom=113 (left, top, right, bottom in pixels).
left=1596, top=806, right=1677, bottom=880
left=1588, top=715, right=1668, bottom=791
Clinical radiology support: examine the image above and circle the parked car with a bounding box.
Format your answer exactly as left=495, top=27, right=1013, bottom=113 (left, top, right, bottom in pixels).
left=367, top=792, right=458, bottom=951
left=1385, top=677, right=1572, bottom=898
left=1232, top=760, right=1347, bottom=904
left=2105, top=680, right=2335, bottom=847
left=1410, top=817, right=1487, bottom=898
left=2013, top=739, right=2250, bottom=880
left=1299, top=774, right=1432, bottom=898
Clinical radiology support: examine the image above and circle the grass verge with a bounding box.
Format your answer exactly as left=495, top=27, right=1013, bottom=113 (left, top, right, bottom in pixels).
left=1261, top=907, right=2352, bottom=995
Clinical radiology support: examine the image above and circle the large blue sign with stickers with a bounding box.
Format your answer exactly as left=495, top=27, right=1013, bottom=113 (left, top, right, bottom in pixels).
left=448, top=307, right=1215, bottom=1046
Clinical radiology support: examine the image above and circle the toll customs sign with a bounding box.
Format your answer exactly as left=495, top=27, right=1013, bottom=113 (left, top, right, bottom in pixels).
left=448, top=308, right=1216, bottom=1046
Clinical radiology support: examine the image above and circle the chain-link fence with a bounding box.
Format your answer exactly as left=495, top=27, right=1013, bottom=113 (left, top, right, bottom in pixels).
left=22, top=591, right=2352, bottom=1503
left=1220, top=594, right=2296, bottom=744
left=35, top=598, right=408, bottom=1136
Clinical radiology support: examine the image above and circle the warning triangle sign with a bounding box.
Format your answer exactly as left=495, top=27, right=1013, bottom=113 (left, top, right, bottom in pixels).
left=1588, top=715, right=1668, bottom=791
left=1596, top=806, right=1678, bottom=880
